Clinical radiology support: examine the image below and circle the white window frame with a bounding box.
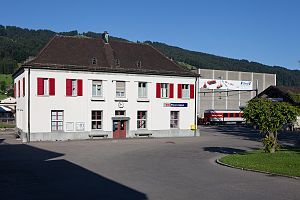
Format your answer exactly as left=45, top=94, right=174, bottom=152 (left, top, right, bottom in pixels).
left=137, top=111, right=147, bottom=129
left=92, top=80, right=103, bottom=97
left=51, top=110, right=64, bottom=131
left=71, top=79, right=77, bottom=96
left=91, top=110, right=102, bottom=130
left=170, top=111, right=179, bottom=129
left=138, top=82, right=147, bottom=98
left=161, top=83, right=169, bottom=98
left=116, top=81, right=126, bottom=98
left=182, top=84, right=190, bottom=99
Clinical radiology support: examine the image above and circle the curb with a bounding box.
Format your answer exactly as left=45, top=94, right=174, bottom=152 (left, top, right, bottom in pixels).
left=216, top=155, right=299, bottom=180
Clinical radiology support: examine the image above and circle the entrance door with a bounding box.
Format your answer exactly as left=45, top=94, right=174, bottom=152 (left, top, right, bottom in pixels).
left=113, top=120, right=127, bottom=139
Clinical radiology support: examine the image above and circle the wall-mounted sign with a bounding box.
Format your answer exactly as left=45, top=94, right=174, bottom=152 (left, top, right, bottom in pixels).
left=76, top=122, right=85, bottom=131
left=199, top=79, right=253, bottom=90
left=164, top=103, right=188, bottom=107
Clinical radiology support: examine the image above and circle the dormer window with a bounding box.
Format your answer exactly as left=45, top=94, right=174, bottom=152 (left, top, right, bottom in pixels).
left=92, top=57, right=97, bottom=65
left=136, top=60, right=142, bottom=68
left=115, top=59, right=120, bottom=66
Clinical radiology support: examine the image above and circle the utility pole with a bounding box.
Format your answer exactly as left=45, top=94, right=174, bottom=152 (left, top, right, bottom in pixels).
left=255, top=80, right=259, bottom=97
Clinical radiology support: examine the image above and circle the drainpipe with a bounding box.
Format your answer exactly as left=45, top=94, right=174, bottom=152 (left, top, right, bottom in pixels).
left=194, top=76, right=198, bottom=137
left=27, top=67, right=31, bottom=142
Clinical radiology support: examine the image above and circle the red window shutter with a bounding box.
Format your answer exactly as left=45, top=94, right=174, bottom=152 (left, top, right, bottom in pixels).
left=156, top=83, right=161, bottom=98
left=49, top=78, right=55, bottom=96
left=66, top=79, right=72, bottom=96
left=14, top=83, right=16, bottom=98
left=18, top=80, right=20, bottom=98
left=190, top=84, right=195, bottom=99
left=23, top=77, right=25, bottom=97
left=169, top=83, right=174, bottom=98
left=77, top=79, right=83, bottom=96
left=37, top=78, right=44, bottom=95
left=178, top=84, right=182, bottom=98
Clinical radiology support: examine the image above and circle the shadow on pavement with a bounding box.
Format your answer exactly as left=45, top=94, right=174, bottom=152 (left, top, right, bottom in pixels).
left=0, top=144, right=148, bottom=200
left=203, top=147, right=246, bottom=154
left=278, top=132, right=300, bottom=147
left=201, top=125, right=262, bottom=142
left=201, top=125, right=300, bottom=147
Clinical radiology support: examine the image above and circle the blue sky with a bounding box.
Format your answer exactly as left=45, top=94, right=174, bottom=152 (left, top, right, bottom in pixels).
left=1, top=0, right=299, bottom=70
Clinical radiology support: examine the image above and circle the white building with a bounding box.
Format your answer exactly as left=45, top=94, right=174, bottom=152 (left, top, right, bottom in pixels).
left=13, top=34, right=198, bottom=142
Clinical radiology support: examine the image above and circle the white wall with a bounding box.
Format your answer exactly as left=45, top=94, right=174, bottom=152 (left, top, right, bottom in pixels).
left=16, top=68, right=196, bottom=137
left=14, top=69, right=28, bottom=132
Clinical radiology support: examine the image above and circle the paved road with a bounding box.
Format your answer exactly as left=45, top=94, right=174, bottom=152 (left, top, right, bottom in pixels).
left=0, top=126, right=299, bottom=200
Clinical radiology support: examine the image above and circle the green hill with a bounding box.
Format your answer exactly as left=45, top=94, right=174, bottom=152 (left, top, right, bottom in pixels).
left=0, top=25, right=299, bottom=87
left=145, top=41, right=300, bottom=87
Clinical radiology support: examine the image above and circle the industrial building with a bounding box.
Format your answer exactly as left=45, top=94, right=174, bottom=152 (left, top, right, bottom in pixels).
left=196, top=68, right=276, bottom=118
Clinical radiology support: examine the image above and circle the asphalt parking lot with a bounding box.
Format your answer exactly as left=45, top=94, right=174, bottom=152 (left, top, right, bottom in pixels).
left=0, top=126, right=299, bottom=200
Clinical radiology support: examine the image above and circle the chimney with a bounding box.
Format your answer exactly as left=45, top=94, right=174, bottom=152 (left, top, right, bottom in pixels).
left=102, top=31, right=109, bottom=44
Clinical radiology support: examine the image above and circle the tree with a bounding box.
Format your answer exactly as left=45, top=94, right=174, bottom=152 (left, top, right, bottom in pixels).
left=0, top=80, right=6, bottom=92
left=243, top=98, right=298, bottom=153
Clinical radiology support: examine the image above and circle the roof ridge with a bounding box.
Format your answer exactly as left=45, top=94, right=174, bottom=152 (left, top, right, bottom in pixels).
left=56, top=34, right=97, bottom=40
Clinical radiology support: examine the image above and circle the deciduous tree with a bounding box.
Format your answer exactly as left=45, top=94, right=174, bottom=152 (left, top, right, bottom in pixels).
left=243, top=98, right=298, bottom=153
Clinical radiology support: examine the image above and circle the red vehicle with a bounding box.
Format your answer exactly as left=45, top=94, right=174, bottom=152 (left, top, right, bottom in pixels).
left=203, top=109, right=245, bottom=124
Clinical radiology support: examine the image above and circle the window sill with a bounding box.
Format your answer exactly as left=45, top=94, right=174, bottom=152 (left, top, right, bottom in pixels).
left=91, top=97, right=105, bottom=101
left=137, top=98, right=150, bottom=102
left=37, top=95, right=50, bottom=97
left=115, top=98, right=128, bottom=102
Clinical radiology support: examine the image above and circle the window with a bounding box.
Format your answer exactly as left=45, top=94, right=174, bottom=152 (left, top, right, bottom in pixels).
left=91, top=111, right=102, bottom=130
left=37, top=78, right=55, bottom=96
left=115, top=59, right=120, bottom=66
left=137, top=111, right=147, bottom=129
left=44, top=78, right=49, bottom=95
left=182, top=84, right=189, bottom=98
left=178, top=84, right=194, bottom=99
left=136, top=60, right=142, bottom=68
left=138, top=82, right=147, bottom=98
left=51, top=110, right=64, bottom=131
left=92, top=80, right=102, bottom=97
left=18, top=80, right=20, bottom=98
left=92, top=57, right=97, bottom=65
left=170, top=111, right=179, bottom=128
left=115, top=110, right=126, bottom=116
left=71, top=80, right=77, bottom=96
left=116, top=81, right=125, bottom=98
left=66, top=79, right=82, bottom=96
left=156, top=83, right=173, bottom=98
left=23, top=77, right=25, bottom=97
left=161, top=83, right=169, bottom=98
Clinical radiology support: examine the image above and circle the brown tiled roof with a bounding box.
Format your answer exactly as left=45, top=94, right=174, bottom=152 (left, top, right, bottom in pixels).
left=22, top=35, right=197, bottom=77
